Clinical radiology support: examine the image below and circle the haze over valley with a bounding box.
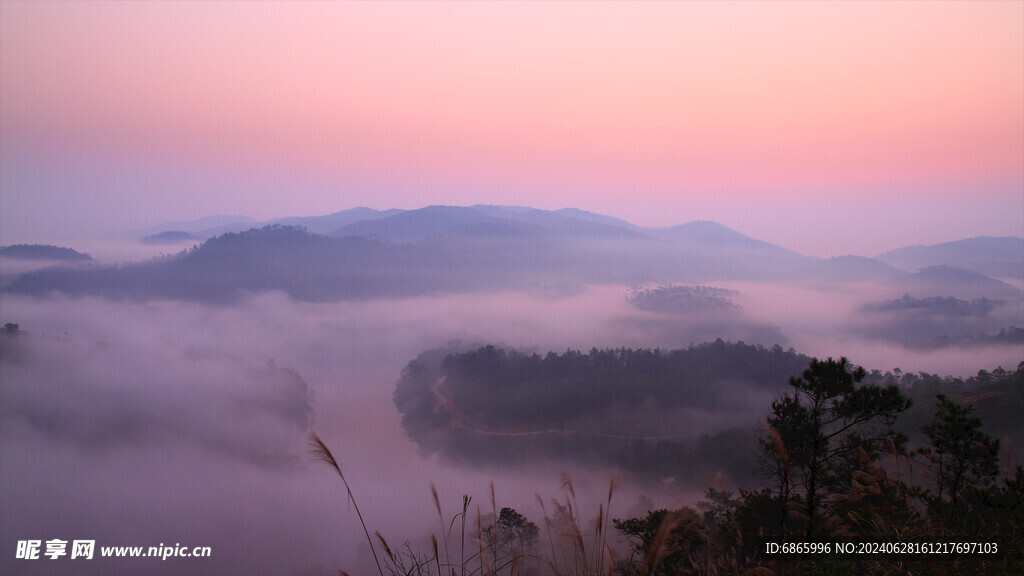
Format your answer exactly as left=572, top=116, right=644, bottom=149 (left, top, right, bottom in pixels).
left=2, top=204, right=1022, bottom=575
left=2, top=2, right=1022, bottom=574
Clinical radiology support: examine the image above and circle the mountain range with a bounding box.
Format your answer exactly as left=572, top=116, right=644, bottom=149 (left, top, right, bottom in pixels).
left=4, top=205, right=1022, bottom=305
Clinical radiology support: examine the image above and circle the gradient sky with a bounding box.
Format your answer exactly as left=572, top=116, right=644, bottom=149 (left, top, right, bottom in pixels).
left=1, top=1, right=1021, bottom=257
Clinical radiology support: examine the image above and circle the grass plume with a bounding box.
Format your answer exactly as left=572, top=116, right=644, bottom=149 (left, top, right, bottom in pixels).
left=430, top=482, right=452, bottom=572
left=309, top=433, right=384, bottom=576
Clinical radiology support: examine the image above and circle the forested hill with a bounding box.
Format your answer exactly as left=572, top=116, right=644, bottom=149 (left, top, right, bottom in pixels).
left=6, top=226, right=423, bottom=301
left=3, top=220, right=808, bottom=302
left=0, top=244, right=92, bottom=261
left=7, top=219, right=1021, bottom=305
left=394, top=341, right=1024, bottom=489
left=877, top=236, right=1024, bottom=280
left=393, top=341, right=813, bottom=485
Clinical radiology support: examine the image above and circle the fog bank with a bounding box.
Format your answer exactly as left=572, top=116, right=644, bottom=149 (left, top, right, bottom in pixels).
left=1, top=282, right=1020, bottom=574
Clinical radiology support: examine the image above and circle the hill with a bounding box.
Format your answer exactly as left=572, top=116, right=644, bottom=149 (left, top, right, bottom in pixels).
left=332, top=205, right=543, bottom=242
left=268, top=207, right=403, bottom=235
left=894, top=265, right=1022, bottom=300
left=0, top=244, right=92, bottom=261
left=877, top=236, right=1024, bottom=280
left=5, top=208, right=1020, bottom=311
left=5, top=210, right=818, bottom=302
left=138, top=214, right=255, bottom=235
left=139, top=230, right=200, bottom=245
left=394, top=341, right=812, bottom=485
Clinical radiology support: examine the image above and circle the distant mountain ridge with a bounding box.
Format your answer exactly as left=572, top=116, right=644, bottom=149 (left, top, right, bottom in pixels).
left=647, top=220, right=766, bottom=245
left=142, top=205, right=1022, bottom=270
left=332, top=206, right=542, bottom=242
left=331, top=205, right=647, bottom=243
left=4, top=218, right=806, bottom=302
left=271, top=207, right=403, bottom=235
left=138, top=214, right=255, bottom=235
left=7, top=206, right=1020, bottom=309
left=877, top=236, right=1024, bottom=279
left=897, top=265, right=1021, bottom=299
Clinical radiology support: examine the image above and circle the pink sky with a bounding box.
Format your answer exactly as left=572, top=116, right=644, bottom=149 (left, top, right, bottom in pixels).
left=1, top=1, right=1021, bottom=257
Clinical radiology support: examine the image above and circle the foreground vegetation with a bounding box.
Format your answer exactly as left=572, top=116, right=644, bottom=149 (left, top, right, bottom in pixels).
left=317, top=354, right=1024, bottom=575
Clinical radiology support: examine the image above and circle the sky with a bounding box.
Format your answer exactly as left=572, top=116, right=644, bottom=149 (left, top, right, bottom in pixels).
left=1, top=0, right=1022, bottom=257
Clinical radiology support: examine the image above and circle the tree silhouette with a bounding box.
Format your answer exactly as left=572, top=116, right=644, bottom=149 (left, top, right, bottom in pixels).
left=918, top=394, right=1000, bottom=506
left=761, top=357, right=911, bottom=540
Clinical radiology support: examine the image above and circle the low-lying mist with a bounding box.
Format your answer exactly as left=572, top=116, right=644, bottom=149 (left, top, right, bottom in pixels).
left=1, top=277, right=1020, bottom=575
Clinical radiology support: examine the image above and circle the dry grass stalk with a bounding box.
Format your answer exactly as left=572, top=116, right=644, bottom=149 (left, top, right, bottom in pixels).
left=765, top=425, right=790, bottom=478
left=490, top=481, right=497, bottom=518
left=889, top=436, right=901, bottom=483
left=460, top=494, right=471, bottom=576
left=431, top=534, right=442, bottom=576
left=592, top=503, right=603, bottom=572
left=596, top=471, right=621, bottom=576
left=430, top=482, right=452, bottom=573
left=642, top=510, right=683, bottom=576
left=475, top=505, right=485, bottom=576
left=309, top=433, right=384, bottom=576
left=376, top=531, right=396, bottom=564
left=535, top=494, right=560, bottom=576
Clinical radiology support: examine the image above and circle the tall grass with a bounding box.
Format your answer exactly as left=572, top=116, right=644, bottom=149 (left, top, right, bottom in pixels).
left=311, top=433, right=625, bottom=576
left=308, top=433, right=385, bottom=576
left=532, top=471, right=621, bottom=576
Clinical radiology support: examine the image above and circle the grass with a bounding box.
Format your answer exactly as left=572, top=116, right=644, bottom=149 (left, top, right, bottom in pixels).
left=310, top=434, right=625, bottom=576
left=308, top=433, right=384, bottom=576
